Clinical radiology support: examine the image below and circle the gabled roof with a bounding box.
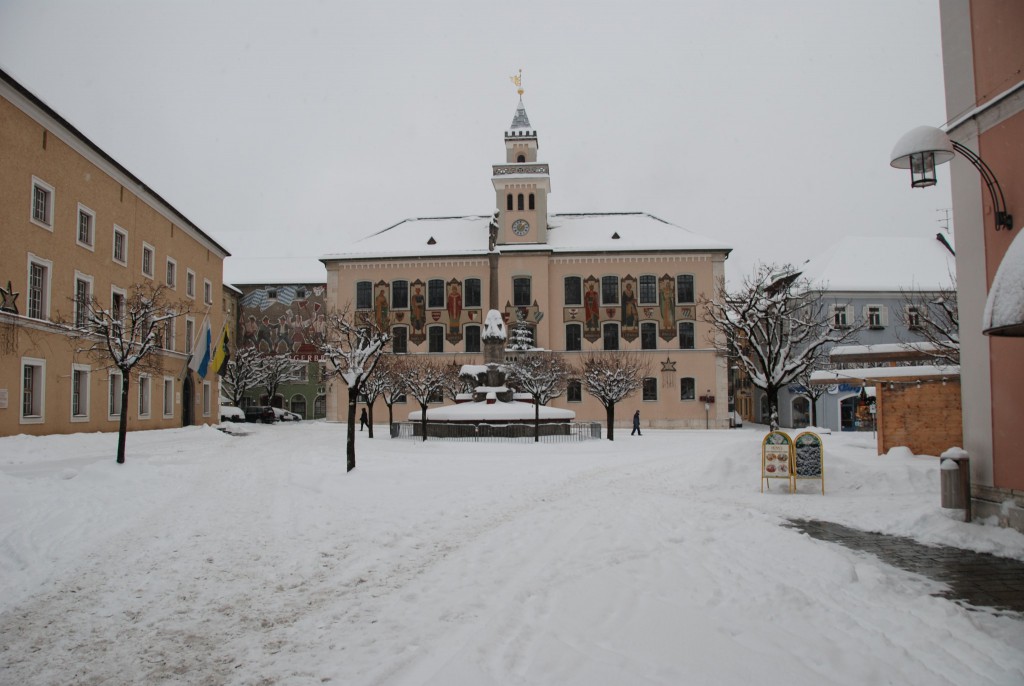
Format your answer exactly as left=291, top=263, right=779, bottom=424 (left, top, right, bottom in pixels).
left=798, top=236, right=955, bottom=292
left=320, top=212, right=731, bottom=262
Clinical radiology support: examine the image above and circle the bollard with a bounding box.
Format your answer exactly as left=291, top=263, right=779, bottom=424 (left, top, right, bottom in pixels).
left=940, top=453, right=972, bottom=522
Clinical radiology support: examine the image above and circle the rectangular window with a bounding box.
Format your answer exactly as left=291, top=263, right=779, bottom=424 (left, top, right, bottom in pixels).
left=356, top=281, right=372, bottom=309
left=203, top=382, right=212, bottom=417
left=465, top=325, right=481, bottom=353
left=163, top=318, right=175, bottom=352
left=295, top=365, right=309, bottom=383
left=138, top=375, right=151, bottom=418
left=113, top=226, right=128, bottom=265
left=601, top=276, right=619, bottom=305
left=166, top=258, right=177, bottom=288
left=680, top=377, right=695, bottom=401
left=866, top=304, right=887, bottom=329
left=603, top=322, right=619, bottom=351
left=185, top=317, right=195, bottom=355
left=513, top=277, right=531, bottom=307
left=392, top=326, right=407, bottom=353
left=464, top=278, right=481, bottom=308
left=567, top=380, right=582, bottom=403
left=678, top=322, right=695, bottom=350
left=428, top=325, right=444, bottom=353
left=111, top=288, right=126, bottom=339
left=21, top=358, right=46, bottom=422
left=77, top=205, right=95, bottom=248
left=74, top=274, right=92, bottom=328
left=31, top=177, right=54, bottom=229
left=392, top=280, right=409, bottom=309
left=565, top=323, right=582, bottom=351
left=564, top=276, right=582, bottom=306
left=907, top=306, right=921, bottom=330
left=186, top=270, right=196, bottom=299
left=641, top=322, right=657, bottom=350
left=204, top=279, right=213, bottom=305
left=142, top=243, right=155, bottom=278
left=71, top=365, right=90, bottom=420
left=109, top=371, right=123, bottom=418
left=639, top=275, right=658, bottom=305
left=642, top=377, right=658, bottom=401
left=676, top=275, right=695, bottom=304
left=833, top=305, right=850, bottom=329
left=428, top=279, right=445, bottom=309
left=163, top=377, right=175, bottom=418
left=27, top=256, right=51, bottom=320
left=427, top=388, right=444, bottom=404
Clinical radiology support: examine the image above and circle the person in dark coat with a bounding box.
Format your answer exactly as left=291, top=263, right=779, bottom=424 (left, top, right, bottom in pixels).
left=631, top=410, right=641, bottom=436
left=360, top=407, right=368, bottom=431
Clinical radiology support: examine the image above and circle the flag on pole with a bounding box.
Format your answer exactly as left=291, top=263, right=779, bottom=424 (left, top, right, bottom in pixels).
left=188, top=316, right=213, bottom=378
left=211, top=323, right=231, bottom=376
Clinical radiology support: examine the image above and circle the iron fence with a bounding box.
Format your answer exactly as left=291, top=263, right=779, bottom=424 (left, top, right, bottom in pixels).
left=390, top=421, right=602, bottom=442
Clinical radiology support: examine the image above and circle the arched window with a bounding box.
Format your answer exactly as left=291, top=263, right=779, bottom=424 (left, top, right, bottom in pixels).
left=639, top=275, right=658, bottom=305
left=529, top=193, right=535, bottom=210
left=356, top=281, right=372, bottom=309
left=640, top=322, right=657, bottom=350
left=428, top=279, right=445, bottom=308
left=507, top=194, right=513, bottom=211
left=290, top=394, right=307, bottom=419
left=676, top=274, right=695, bottom=304
left=601, top=276, right=620, bottom=305
left=567, top=380, right=583, bottom=402
left=603, top=322, right=619, bottom=350
left=517, top=154, right=526, bottom=163
left=391, top=326, right=408, bottom=354
left=565, top=323, right=582, bottom=351
left=792, top=396, right=810, bottom=428
left=513, top=277, right=531, bottom=306
left=391, top=280, right=409, bottom=309
left=465, top=324, right=481, bottom=353
left=428, top=325, right=445, bottom=353
left=464, top=278, right=481, bottom=307
left=564, top=276, right=582, bottom=306
left=314, top=395, right=326, bottom=418
left=678, top=322, right=695, bottom=349
left=517, top=194, right=524, bottom=211
left=680, top=378, right=696, bottom=400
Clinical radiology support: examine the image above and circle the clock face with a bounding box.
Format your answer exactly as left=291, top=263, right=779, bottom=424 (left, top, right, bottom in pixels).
left=512, top=219, right=530, bottom=236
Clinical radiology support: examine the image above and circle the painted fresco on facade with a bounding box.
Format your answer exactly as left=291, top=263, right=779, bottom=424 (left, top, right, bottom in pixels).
left=621, top=275, right=639, bottom=342
left=446, top=278, right=463, bottom=344
left=583, top=276, right=601, bottom=342
left=238, top=284, right=326, bottom=359
left=658, top=274, right=677, bottom=341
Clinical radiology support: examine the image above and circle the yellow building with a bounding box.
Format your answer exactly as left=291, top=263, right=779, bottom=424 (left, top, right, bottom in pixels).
left=322, top=98, right=732, bottom=429
left=0, top=68, right=231, bottom=436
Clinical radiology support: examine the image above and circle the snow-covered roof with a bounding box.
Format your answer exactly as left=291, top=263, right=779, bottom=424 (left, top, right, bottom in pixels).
left=829, top=342, right=945, bottom=362
left=408, top=400, right=575, bottom=422
left=225, top=257, right=326, bottom=287
left=809, top=364, right=959, bottom=385
left=982, top=227, right=1024, bottom=336
left=797, top=236, right=955, bottom=292
left=321, top=213, right=731, bottom=261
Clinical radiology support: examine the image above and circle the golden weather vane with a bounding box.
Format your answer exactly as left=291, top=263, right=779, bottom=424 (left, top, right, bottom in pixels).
left=510, top=69, right=523, bottom=96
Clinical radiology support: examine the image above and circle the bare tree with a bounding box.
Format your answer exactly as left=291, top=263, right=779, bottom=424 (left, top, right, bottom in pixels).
left=578, top=351, right=648, bottom=441
left=702, top=263, right=863, bottom=430
left=221, top=346, right=263, bottom=408
left=505, top=351, right=572, bottom=442
left=66, top=283, right=190, bottom=464
left=358, top=358, right=393, bottom=439
left=404, top=357, right=459, bottom=441
left=378, top=354, right=410, bottom=432
left=256, top=353, right=304, bottom=407
left=895, top=280, right=959, bottom=364
left=316, top=308, right=389, bottom=471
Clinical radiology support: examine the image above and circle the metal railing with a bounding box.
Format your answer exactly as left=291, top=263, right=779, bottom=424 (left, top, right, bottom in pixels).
left=390, top=421, right=602, bottom=442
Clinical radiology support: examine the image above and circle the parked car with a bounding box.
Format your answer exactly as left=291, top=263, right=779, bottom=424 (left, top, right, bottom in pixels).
left=273, top=407, right=302, bottom=421
left=243, top=406, right=276, bottom=424
left=219, top=405, right=245, bottom=423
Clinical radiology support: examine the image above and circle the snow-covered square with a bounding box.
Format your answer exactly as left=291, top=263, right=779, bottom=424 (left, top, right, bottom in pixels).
left=2, top=422, right=1022, bottom=685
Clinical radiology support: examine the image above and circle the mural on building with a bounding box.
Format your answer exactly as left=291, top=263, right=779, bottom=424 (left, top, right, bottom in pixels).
left=446, top=278, right=463, bottom=342
left=238, top=285, right=326, bottom=360
left=658, top=274, right=677, bottom=341
left=583, top=276, right=601, bottom=342
left=621, top=275, right=639, bottom=342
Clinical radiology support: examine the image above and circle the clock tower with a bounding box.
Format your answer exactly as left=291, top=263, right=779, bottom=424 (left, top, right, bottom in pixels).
left=491, top=82, right=551, bottom=245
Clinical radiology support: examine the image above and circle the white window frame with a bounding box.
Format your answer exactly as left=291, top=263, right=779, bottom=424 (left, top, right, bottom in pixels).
left=165, top=257, right=177, bottom=289
left=30, top=176, right=54, bottom=230
left=163, top=377, right=175, bottom=418
left=138, top=374, right=152, bottom=419
left=108, top=371, right=123, bottom=420
left=186, top=269, right=196, bottom=299
left=20, top=357, right=46, bottom=424
left=112, top=225, right=128, bottom=266
left=601, top=275, right=620, bottom=306
left=111, top=286, right=127, bottom=339
left=864, top=304, right=888, bottom=329
left=141, top=242, right=155, bottom=279
left=906, top=305, right=922, bottom=330
left=71, top=363, right=91, bottom=422
left=163, top=317, right=176, bottom=352
left=74, top=271, right=94, bottom=329
left=26, top=253, right=53, bottom=321
left=832, top=304, right=852, bottom=330
left=202, top=381, right=212, bottom=417
left=185, top=316, right=195, bottom=355
left=77, top=203, right=96, bottom=250
left=203, top=278, right=212, bottom=305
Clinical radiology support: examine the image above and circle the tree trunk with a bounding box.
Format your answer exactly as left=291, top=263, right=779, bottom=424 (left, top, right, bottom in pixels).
left=419, top=401, right=429, bottom=441
left=346, top=385, right=358, bottom=471
left=809, top=395, right=817, bottom=427
left=534, top=398, right=540, bottom=442
left=605, top=403, right=615, bottom=441
left=367, top=398, right=375, bottom=438
left=766, top=386, right=780, bottom=431
left=385, top=402, right=394, bottom=431
left=116, top=373, right=131, bottom=464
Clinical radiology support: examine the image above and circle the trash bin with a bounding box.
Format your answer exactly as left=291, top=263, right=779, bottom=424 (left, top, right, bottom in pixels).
left=940, top=451, right=972, bottom=522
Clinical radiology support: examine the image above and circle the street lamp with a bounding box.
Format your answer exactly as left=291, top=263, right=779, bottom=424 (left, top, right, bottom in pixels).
left=890, top=125, right=1013, bottom=231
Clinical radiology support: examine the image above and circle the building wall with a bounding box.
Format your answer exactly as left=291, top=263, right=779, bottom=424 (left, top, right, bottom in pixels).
left=0, top=74, right=228, bottom=436
left=876, top=380, right=962, bottom=457
left=325, top=248, right=729, bottom=429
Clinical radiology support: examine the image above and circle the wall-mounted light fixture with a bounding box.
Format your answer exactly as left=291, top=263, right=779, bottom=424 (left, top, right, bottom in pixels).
left=890, top=125, right=1013, bottom=231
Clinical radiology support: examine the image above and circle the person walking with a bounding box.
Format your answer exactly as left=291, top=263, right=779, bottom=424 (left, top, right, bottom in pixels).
left=631, top=410, right=642, bottom=436
left=360, top=407, right=368, bottom=431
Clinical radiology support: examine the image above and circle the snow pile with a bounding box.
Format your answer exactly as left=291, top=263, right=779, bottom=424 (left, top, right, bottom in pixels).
left=0, top=424, right=1021, bottom=685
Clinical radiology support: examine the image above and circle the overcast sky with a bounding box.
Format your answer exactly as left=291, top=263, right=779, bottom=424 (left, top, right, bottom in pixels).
left=0, top=0, right=952, bottom=284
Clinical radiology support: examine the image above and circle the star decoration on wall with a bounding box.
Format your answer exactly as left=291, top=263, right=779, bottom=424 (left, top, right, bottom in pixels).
left=0, top=280, right=19, bottom=314
left=660, top=358, right=677, bottom=373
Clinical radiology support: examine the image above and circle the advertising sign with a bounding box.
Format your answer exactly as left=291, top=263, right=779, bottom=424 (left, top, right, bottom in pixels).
left=793, top=431, right=825, bottom=494
left=761, top=431, right=794, bottom=492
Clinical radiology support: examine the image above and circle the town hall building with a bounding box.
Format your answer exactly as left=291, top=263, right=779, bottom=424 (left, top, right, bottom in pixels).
left=321, top=96, right=732, bottom=430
